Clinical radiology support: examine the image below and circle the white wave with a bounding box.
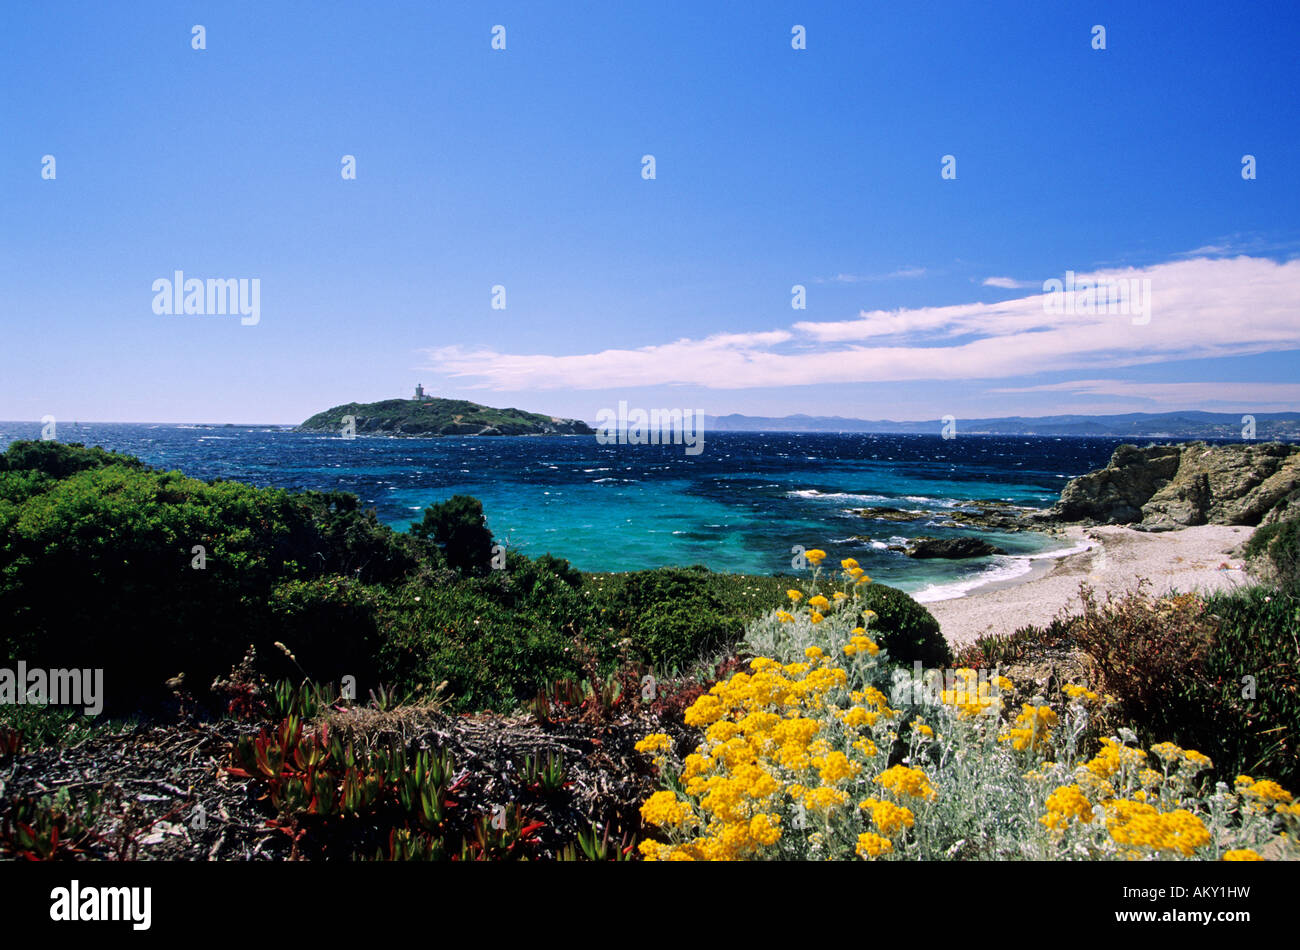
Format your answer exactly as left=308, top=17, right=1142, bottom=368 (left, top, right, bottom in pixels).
left=788, top=489, right=891, bottom=503
left=910, top=539, right=1094, bottom=603
left=911, top=556, right=1034, bottom=603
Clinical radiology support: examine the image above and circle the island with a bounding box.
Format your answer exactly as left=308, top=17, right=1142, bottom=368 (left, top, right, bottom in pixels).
left=300, top=388, right=594, bottom=437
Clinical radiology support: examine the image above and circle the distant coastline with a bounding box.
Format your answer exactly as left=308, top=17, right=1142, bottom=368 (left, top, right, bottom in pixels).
left=702, top=409, right=1300, bottom=439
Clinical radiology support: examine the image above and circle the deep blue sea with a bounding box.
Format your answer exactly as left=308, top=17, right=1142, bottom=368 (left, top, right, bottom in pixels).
left=0, top=423, right=1134, bottom=602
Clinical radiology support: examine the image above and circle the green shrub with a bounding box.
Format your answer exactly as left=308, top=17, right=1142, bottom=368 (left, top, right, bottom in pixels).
left=1196, top=585, right=1300, bottom=788
left=0, top=441, right=420, bottom=712
left=375, top=583, right=583, bottom=712
left=585, top=567, right=746, bottom=673
left=410, top=495, right=495, bottom=576
left=857, top=583, right=951, bottom=667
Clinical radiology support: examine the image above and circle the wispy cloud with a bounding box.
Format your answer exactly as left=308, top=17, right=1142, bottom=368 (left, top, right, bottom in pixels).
left=816, top=267, right=927, bottom=284
left=422, top=256, right=1300, bottom=391
left=981, top=276, right=1037, bottom=289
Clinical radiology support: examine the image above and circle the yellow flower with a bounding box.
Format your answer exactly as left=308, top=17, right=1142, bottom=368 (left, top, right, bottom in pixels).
left=1137, top=767, right=1164, bottom=788
left=1223, top=849, right=1263, bottom=861
left=832, top=591, right=848, bottom=603
left=1105, top=800, right=1210, bottom=857
left=855, top=832, right=893, bottom=858
left=809, top=611, right=824, bottom=624
left=807, top=595, right=830, bottom=610
left=802, top=786, right=849, bottom=813
left=805, top=549, right=826, bottom=565
left=1001, top=704, right=1058, bottom=753
left=813, top=750, right=860, bottom=785
left=749, top=812, right=782, bottom=846
left=775, top=609, right=794, bottom=623
left=1041, top=784, right=1094, bottom=831
left=1150, top=742, right=1183, bottom=763
left=875, top=765, right=937, bottom=801
left=859, top=797, right=916, bottom=836
left=640, top=790, right=696, bottom=828
left=683, top=694, right=726, bottom=727
left=638, top=839, right=673, bottom=861
left=841, top=557, right=860, bottom=571
left=851, top=737, right=878, bottom=757
left=635, top=733, right=673, bottom=754
left=1063, top=683, right=1100, bottom=703
left=1183, top=750, right=1212, bottom=770
left=786, top=589, right=803, bottom=602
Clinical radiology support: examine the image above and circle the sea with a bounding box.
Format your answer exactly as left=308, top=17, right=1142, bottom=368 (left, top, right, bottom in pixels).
left=0, top=423, right=1135, bottom=603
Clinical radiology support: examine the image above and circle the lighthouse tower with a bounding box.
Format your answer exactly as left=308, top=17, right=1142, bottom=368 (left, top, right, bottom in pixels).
left=414, top=383, right=425, bottom=400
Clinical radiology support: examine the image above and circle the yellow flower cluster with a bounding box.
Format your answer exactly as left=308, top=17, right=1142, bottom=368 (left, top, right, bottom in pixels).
left=843, top=627, right=880, bottom=658
left=641, top=655, right=882, bottom=860
left=1062, top=683, right=1100, bottom=703
left=1105, top=799, right=1211, bottom=857
left=855, top=832, right=892, bottom=858
left=1079, top=738, right=1147, bottom=795
left=640, top=790, right=698, bottom=828
left=875, top=764, right=937, bottom=801
left=939, top=668, right=1010, bottom=719
left=859, top=797, right=916, bottom=836
left=1002, top=704, right=1058, bottom=753
left=1041, top=784, right=1095, bottom=831
left=634, top=733, right=673, bottom=754
left=635, top=556, right=1298, bottom=861
left=1236, top=776, right=1292, bottom=804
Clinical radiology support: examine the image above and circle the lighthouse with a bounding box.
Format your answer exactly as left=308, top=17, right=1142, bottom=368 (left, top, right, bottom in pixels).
left=414, top=383, right=425, bottom=400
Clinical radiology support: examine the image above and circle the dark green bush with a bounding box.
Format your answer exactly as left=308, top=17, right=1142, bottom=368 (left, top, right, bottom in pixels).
left=586, top=567, right=742, bottom=673
left=857, top=583, right=951, bottom=667
left=0, top=441, right=419, bottom=712
left=1196, top=585, right=1300, bottom=788
left=410, top=495, right=495, bottom=576
left=375, top=583, right=584, bottom=712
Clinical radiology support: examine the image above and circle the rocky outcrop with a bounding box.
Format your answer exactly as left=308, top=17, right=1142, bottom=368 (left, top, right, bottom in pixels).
left=904, top=536, right=1007, bottom=559
left=1033, top=441, right=1300, bottom=531
left=854, top=500, right=1035, bottom=532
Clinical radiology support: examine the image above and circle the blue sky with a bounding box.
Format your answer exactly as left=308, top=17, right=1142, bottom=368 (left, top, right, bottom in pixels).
left=2, top=1, right=1298, bottom=424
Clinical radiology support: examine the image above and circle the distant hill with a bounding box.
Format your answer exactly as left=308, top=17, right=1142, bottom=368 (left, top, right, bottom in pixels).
left=300, top=398, right=594, bottom=437
left=701, top=410, right=1300, bottom=439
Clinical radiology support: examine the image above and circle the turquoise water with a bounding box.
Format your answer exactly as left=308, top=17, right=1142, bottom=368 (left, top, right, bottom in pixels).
left=0, top=423, right=1126, bottom=601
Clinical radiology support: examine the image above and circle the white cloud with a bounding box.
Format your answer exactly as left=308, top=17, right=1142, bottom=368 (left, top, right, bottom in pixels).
left=818, top=267, right=927, bottom=283
left=422, top=256, right=1300, bottom=391
left=981, top=276, right=1036, bottom=289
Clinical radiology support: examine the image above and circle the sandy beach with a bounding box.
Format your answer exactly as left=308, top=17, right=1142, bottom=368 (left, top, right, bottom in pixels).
left=927, top=524, right=1258, bottom=646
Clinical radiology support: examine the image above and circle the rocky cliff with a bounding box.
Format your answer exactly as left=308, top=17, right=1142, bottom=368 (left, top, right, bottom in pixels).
left=1035, top=441, right=1300, bottom=530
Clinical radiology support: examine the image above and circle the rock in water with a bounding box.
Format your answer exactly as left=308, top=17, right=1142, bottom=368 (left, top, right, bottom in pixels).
left=904, top=536, right=1007, bottom=559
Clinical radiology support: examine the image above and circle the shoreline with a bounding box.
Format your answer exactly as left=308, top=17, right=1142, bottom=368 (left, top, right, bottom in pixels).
left=924, top=524, right=1258, bottom=645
